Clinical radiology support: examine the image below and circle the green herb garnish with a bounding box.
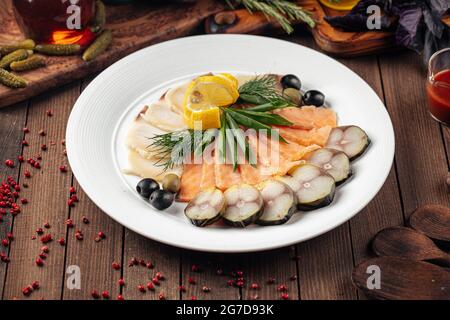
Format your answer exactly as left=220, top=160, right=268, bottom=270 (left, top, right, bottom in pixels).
left=238, top=75, right=290, bottom=105
left=226, top=0, right=316, bottom=34
left=147, top=129, right=196, bottom=171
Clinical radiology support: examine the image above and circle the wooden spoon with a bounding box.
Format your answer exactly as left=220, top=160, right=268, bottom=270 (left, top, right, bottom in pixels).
left=409, top=204, right=450, bottom=243
left=352, top=257, right=450, bottom=300
left=372, top=226, right=450, bottom=267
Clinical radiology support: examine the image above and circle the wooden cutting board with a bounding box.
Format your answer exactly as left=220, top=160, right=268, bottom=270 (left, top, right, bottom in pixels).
left=206, top=0, right=397, bottom=56
left=0, top=0, right=225, bottom=108
left=206, top=1, right=450, bottom=55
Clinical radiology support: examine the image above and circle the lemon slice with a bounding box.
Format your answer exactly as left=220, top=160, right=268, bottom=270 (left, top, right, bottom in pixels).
left=318, top=0, right=358, bottom=10
left=217, top=73, right=239, bottom=89
left=183, top=74, right=239, bottom=129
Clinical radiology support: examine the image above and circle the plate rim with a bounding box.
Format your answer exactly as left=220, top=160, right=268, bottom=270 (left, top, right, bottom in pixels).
left=66, top=34, right=395, bottom=253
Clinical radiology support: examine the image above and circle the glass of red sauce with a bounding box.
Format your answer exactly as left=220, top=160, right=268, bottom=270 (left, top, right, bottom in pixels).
left=427, top=48, right=450, bottom=126
left=12, top=0, right=96, bottom=46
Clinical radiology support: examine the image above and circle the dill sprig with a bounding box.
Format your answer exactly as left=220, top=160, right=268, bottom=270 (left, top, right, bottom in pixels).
left=147, top=130, right=196, bottom=171
left=238, top=75, right=289, bottom=105
left=226, top=0, right=316, bottom=34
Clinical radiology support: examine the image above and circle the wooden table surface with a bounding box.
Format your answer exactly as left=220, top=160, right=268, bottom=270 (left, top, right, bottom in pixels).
left=0, top=30, right=449, bottom=300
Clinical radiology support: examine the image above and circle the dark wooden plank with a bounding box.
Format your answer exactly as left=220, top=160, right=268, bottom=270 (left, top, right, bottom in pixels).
left=443, top=127, right=449, bottom=168
left=240, top=247, right=299, bottom=300
left=296, top=224, right=357, bottom=300
left=62, top=180, right=124, bottom=300
left=379, top=51, right=449, bottom=217
left=0, top=102, right=28, bottom=299
left=181, top=251, right=241, bottom=300
left=122, top=231, right=180, bottom=300
left=2, top=83, right=79, bottom=299
left=337, top=56, right=404, bottom=266
left=62, top=78, right=124, bottom=300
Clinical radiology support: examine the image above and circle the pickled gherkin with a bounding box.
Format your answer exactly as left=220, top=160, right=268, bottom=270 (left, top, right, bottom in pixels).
left=0, top=39, right=35, bottom=56
left=35, top=44, right=81, bottom=56
left=0, top=49, right=29, bottom=69
left=93, top=0, right=106, bottom=32
left=0, top=68, right=27, bottom=88
left=10, top=55, right=45, bottom=72
left=82, top=30, right=112, bottom=62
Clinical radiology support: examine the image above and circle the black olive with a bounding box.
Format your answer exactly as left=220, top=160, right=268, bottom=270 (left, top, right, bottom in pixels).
left=149, top=190, right=174, bottom=210
left=302, top=90, right=325, bottom=107
left=136, top=178, right=160, bottom=199
left=280, top=74, right=301, bottom=90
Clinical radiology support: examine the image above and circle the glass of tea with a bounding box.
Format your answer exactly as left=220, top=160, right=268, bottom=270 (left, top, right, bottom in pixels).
left=427, top=48, right=450, bottom=127
left=13, top=0, right=95, bottom=45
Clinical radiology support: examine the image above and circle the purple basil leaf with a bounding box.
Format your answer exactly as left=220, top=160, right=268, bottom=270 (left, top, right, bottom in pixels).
left=427, top=0, right=450, bottom=16
left=423, top=8, right=444, bottom=38
left=396, top=7, right=424, bottom=52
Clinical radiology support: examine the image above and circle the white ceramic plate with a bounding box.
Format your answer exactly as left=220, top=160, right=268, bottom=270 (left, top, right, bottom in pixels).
left=67, top=35, right=395, bottom=253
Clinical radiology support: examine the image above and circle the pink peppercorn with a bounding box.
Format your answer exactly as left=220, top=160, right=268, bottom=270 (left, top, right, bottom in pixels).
left=281, top=293, right=289, bottom=300
left=191, top=264, right=200, bottom=272
left=137, top=284, right=146, bottom=293
left=35, top=257, right=44, bottom=266
left=22, top=286, right=32, bottom=296
left=66, top=219, right=74, bottom=228
left=112, top=262, right=120, bottom=270
left=4, top=160, right=14, bottom=168
left=31, top=281, right=40, bottom=290
left=277, top=284, right=288, bottom=292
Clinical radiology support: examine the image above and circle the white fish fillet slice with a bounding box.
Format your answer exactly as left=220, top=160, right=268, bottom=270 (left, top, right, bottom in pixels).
left=164, top=82, right=189, bottom=114
left=125, top=117, right=168, bottom=159
left=141, top=101, right=187, bottom=132
left=123, top=150, right=182, bottom=182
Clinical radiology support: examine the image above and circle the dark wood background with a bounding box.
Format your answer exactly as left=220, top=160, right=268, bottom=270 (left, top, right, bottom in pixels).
left=0, top=29, right=449, bottom=300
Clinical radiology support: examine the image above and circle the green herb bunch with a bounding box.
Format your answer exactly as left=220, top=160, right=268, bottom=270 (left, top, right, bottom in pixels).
left=225, top=0, right=316, bottom=34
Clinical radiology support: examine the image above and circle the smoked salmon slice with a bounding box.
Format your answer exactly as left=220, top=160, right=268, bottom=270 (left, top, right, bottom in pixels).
left=273, top=106, right=337, bottom=130
left=248, top=132, right=318, bottom=177
left=178, top=164, right=202, bottom=202
left=267, top=136, right=321, bottom=161
left=214, top=163, right=242, bottom=190
left=200, top=163, right=216, bottom=190
left=276, top=126, right=332, bottom=147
